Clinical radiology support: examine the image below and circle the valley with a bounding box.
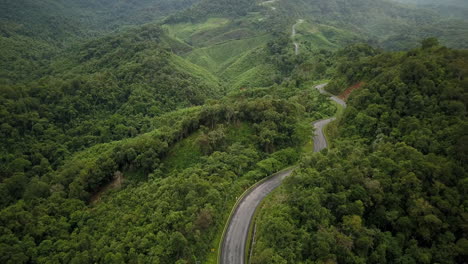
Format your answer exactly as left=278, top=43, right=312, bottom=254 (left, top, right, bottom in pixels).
left=0, top=0, right=467, bottom=264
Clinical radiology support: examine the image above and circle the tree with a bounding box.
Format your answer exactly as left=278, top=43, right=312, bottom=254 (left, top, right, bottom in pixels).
left=23, top=177, right=50, bottom=200
left=421, top=38, right=439, bottom=49
left=194, top=208, right=213, bottom=230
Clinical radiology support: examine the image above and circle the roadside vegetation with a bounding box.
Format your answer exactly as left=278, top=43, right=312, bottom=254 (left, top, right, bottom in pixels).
left=0, top=73, right=334, bottom=262
left=251, top=40, right=468, bottom=264
left=0, top=0, right=467, bottom=263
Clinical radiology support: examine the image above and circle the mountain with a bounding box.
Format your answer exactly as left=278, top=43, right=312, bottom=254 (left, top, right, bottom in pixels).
left=270, top=0, right=468, bottom=50
left=0, top=51, right=334, bottom=264
left=0, top=25, right=222, bottom=200
left=158, top=0, right=468, bottom=90
left=251, top=40, right=468, bottom=264
left=166, top=0, right=258, bottom=23
left=392, top=0, right=468, bottom=20
left=0, top=0, right=201, bottom=40
left=0, top=0, right=467, bottom=263
left=0, top=0, right=201, bottom=83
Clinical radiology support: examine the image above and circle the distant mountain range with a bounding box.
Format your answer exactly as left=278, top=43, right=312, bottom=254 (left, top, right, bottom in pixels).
left=391, top=0, right=468, bottom=19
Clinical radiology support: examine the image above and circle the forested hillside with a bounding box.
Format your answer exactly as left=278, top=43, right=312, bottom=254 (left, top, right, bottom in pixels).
left=0, top=0, right=200, bottom=35
left=0, top=79, right=335, bottom=263
left=1, top=0, right=467, bottom=263
left=251, top=41, right=468, bottom=263
left=0, top=0, right=200, bottom=83
left=158, top=0, right=468, bottom=90
left=166, top=0, right=258, bottom=23
left=162, top=0, right=295, bottom=90
left=0, top=25, right=222, bottom=208
left=275, top=0, right=468, bottom=50
left=392, top=0, right=468, bottom=20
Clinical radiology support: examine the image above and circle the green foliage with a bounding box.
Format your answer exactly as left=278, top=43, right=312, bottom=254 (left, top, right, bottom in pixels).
left=0, top=0, right=199, bottom=40
left=163, top=130, right=204, bottom=171
left=2, top=0, right=467, bottom=263
left=274, top=0, right=468, bottom=50
left=163, top=17, right=232, bottom=46
left=251, top=42, right=468, bottom=264
left=0, top=0, right=201, bottom=84
left=294, top=21, right=363, bottom=51
left=166, top=0, right=258, bottom=23
left=186, top=35, right=272, bottom=74
left=0, top=26, right=224, bottom=208
left=393, top=0, right=468, bottom=20
left=164, top=13, right=282, bottom=89
left=0, top=78, right=333, bottom=262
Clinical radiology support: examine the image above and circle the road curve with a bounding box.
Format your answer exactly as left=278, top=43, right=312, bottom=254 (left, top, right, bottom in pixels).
left=220, top=169, right=294, bottom=264
left=312, top=118, right=336, bottom=152
left=292, top=19, right=304, bottom=55
left=313, top=84, right=346, bottom=151
left=219, top=84, right=344, bottom=264
left=260, top=0, right=278, bottom=10
left=315, top=83, right=347, bottom=107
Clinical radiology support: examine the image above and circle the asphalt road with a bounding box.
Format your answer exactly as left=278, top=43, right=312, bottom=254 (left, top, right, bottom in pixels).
left=219, top=169, right=294, bottom=264
left=312, top=118, right=336, bottom=152
left=219, top=84, right=344, bottom=264
left=292, top=19, right=304, bottom=55
left=315, top=83, right=347, bottom=107
left=313, top=84, right=346, bottom=151
left=260, top=0, right=278, bottom=10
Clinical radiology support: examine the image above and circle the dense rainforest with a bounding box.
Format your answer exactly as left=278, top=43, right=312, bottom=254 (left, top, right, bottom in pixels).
left=1, top=0, right=467, bottom=263
left=251, top=40, right=468, bottom=263
left=0, top=25, right=223, bottom=206
left=0, top=0, right=204, bottom=84
left=0, top=78, right=335, bottom=263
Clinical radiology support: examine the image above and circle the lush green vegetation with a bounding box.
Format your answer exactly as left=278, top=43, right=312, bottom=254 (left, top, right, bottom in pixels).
left=163, top=12, right=280, bottom=89
left=159, top=0, right=468, bottom=93
left=274, top=0, right=468, bottom=50
left=251, top=41, right=468, bottom=264
left=165, top=0, right=258, bottom=23
left=1, top=0, right=467, bottom=263
left=393, top=0, right=468, bottom=20
left=0, top=25, right=223, bottom=208
left=0, top=0, right=201, bottom=84
left=0, top=0, right=200, bottom=39
left=0, top=80, right=334, bottom=263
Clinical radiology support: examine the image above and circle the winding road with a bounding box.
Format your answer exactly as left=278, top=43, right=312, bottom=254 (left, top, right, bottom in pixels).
left=313, top=84, right=346, bottom=151
left=292, top=19, right=304, bottom=55
left=219, top=169, right=293, bottom=264
left=219, top=84, right=346, bottom=264
left=260, top=0, right=278, bottom=10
